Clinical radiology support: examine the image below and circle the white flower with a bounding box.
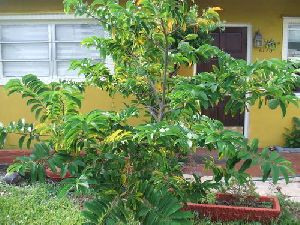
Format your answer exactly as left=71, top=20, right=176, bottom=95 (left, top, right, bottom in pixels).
left=100, top=77, right=107, bottom=82
left=187, top=133, right=193, bottom=139
left=159, top=128, right=166, bottom=133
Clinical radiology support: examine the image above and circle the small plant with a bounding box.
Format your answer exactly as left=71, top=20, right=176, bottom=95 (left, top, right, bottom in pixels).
left=284, top=117, right=300, bottom=148
left=222, top=177, right=258, bottom=198
left=0, top=75, right=85, bottom=151
left=219, top=177, right=265, bottom=208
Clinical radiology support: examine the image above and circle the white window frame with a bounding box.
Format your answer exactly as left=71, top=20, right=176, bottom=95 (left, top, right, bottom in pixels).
left=0, top=14, right=111, bottom=84
left=282, top=17, right=300, bottom=97
left=282, top=17, right=300, bottom=60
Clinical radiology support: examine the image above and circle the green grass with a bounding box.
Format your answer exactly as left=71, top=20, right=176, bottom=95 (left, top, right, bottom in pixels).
left=0, top=182, right=85, bottom=225
left=0, top=181, right=299, bottom=225
left=195, top=194, right=300, bottom=225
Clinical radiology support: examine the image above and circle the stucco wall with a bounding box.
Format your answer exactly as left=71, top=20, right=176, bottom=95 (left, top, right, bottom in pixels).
left=0, top=0, right=63, bottom=13
left=0, top=0, right=300, bottom=148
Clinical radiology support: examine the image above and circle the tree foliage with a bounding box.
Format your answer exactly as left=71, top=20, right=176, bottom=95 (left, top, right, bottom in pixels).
left=1, top=0, right=299, bottom=224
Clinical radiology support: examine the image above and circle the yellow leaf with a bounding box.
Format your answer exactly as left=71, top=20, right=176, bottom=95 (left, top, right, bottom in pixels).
left=182, top=23, right=187, bottom=32
left=104, top=129, right=132, bottom=143
left=111, top=27, right=116, bottom=39
left=197, top=18, right=209, bottom=25
left=136, top=0, right=144, bottom=6
left=137, top=36, right=145, bottom=45
left=167, top=18, right=175, bottom=32
left=212, top=6, right=223, bottom=11
left=121, top=174, right=127, bottom=184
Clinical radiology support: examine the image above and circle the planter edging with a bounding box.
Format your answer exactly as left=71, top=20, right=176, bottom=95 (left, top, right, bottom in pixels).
left=0, top=150, right=32, bottom=164
left=45, top=168, right=72, bottom=182
left=183, top=193, right=280, bottom=223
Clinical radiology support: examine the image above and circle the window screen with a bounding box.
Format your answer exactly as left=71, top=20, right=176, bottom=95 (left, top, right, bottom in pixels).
left=288, top=24, right=300, bottom=60
left=0, top=22, right=108, bottom=79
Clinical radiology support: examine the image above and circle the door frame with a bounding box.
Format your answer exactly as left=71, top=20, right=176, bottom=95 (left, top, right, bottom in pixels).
left=193, top=23, right=253, bottom=138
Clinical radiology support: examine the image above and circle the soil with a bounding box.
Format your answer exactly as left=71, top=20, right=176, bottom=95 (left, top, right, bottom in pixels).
left=215, top=199, right=273, bottom=209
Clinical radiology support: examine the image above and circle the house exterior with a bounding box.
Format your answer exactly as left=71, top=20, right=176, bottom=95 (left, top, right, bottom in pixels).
left=0, top=0, right=299, bottom=148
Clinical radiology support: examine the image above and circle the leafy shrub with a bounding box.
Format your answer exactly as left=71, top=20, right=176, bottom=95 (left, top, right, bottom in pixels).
left=0, top=75, right=84, bottom=150
left=284, top=117, right=300, bottom=148
left=0, top=0, right=299, bottom=224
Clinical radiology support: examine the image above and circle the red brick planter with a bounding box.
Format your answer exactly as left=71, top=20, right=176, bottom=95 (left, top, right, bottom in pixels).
left=184, top=193, right=280, bottom=223
left=45, top=168, right=72, bottom=182
left=0, top=150, right=32, bottom=164
left=1, top=150, right=73, bottom=181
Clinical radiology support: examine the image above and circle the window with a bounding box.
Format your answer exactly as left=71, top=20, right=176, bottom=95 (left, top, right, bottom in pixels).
left=283, top=18, right=300, bottom=60
left=0, top=14, right=112, bottom=83
left=283, top=17, right=300, bottom=94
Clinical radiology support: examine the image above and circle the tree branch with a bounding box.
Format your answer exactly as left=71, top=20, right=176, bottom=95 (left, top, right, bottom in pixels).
left=159, top=19, right=170, bottom=122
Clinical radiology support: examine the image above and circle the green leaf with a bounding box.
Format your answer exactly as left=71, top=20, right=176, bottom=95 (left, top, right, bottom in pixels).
left=34, top=108, right=43, bottom=119
left=37, top=164, right=45, bottom=182
left=18, top=136, right=26, bottom=149
left=30, top=164, right=37, bottom=182
left=279, top=101, right=287, bottom=117
left=26, top=138, right=32, bottom=149
left=239, top=159, right=252, bottom=172
left=185, top=34, right=198, bottom=40
left=268, top=99, right=279, bottom=109
left=279, top=166, right=290, bottom=184
left=262, top=162, right=271, bottom=181
left=271, top=164, right=280, bottom=184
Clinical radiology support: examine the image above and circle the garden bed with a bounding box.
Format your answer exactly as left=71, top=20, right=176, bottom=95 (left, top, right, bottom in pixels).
left=185, top=193, right=280, bottom=223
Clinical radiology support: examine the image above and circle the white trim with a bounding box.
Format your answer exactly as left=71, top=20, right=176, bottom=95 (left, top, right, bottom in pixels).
left=49, top=24, right=54, bottom=79
left=0, top=25, right=3, bottom=80
left=193, top=64, right=197, bottom=76
left=282, top=17, right=300, bottom=60
left=226, top=24, right=252, bottom=138
left=0, top=77, right=85, bottom=85
left=282, top=17, right=300, bottom=99
left=243, top=95, right=251, bottom=139
left=0, top=14, right=88, bottom=22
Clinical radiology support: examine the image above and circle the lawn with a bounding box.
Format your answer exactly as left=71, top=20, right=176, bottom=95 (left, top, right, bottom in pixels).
left=0, top=182, right=85, bottom=225
left=0, top=181, right=299, bottom=225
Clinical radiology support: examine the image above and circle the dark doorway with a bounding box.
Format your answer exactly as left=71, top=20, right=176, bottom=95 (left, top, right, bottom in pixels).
left=197, top=27, right=247, bottom=128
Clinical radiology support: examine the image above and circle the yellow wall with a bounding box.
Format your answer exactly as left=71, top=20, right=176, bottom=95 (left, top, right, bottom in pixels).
left=0, top=0, right=300, bottom=148
left=0, top=86, right=140, bottom=148
left=0, top=0, right=63, bottom=13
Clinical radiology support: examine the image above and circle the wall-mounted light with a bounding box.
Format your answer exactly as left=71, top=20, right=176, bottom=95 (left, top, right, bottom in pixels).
left=254, top=31, right=263, bottom=48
